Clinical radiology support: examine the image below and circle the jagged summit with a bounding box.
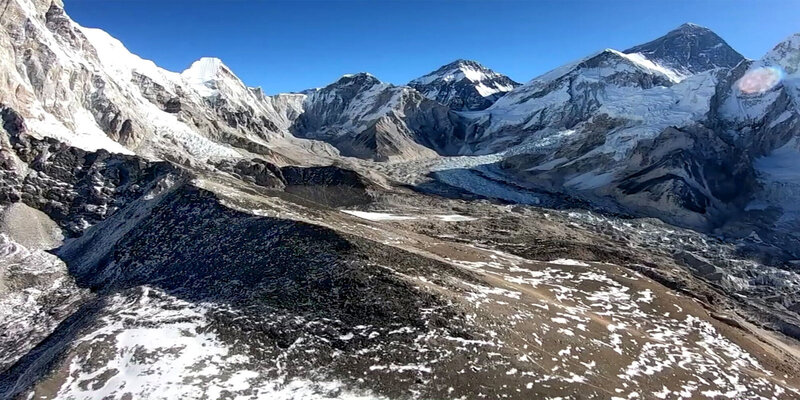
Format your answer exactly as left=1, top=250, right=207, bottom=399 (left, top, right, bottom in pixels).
left=423, top=59, right=493, bottom=78
left=763, top=32, right=800, bottom=74
left=676, top=22, right=706, bottom=30
left=409, top=59, right=519, bottom=111
left=180, top=57, right=265, bottom=103
left=624, top=22, right=745, bottom=75
left=330, top=72, right=383, bottom=88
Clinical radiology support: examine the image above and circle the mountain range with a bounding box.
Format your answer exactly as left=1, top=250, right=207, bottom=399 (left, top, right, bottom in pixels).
left=2, top=0, right=800, bottom=399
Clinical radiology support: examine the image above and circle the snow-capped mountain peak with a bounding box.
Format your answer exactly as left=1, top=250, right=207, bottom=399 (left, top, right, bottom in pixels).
left=181, top=57, right=238, bottom=95
left=409, top=59, right=519, bottom=111
left=331, top=72, right=383, bottom=88
left=763, top=32, right=800, bottom=75
left=179, top=56, right=277, bottom=119
left=411, top=59, right=498, bottom=85
left=624, top=22, right=745, bottom=75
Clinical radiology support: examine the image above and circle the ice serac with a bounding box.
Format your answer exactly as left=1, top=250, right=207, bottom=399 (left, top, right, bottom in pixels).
left=624, top=23, right=745, bottom=76
left=408, top=59, right=520, bottom=111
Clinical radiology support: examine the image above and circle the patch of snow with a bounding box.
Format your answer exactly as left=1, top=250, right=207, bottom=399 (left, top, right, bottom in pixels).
left=436, top=215, right=477, bottom=222
left=24, top=104, right=134, bottom=155
left=341, top=210, right=416, bottom=221
left=619, top=52, right=686, bottom=83
left=49, top=287, right=386, bottom=400
left=549, top=259, right=590, bottom=267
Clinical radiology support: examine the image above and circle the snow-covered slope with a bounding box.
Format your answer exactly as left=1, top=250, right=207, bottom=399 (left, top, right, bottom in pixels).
left=408, top=59, right=519, bottom=111
left=464, top=47, right=701, bottom=153
left=0, top=0, right=337, bottom=167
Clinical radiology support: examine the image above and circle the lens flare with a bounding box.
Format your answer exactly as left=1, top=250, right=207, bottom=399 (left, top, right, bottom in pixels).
left=736, top=66, right=785, bottom=94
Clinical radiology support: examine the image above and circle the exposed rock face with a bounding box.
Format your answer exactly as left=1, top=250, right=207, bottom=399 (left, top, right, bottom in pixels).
left=614, top=124, right=757, bottom=228
left=290, top=73, right=457, bottom=161
left=0, top=106, right=26, bottom=138
left=214, top=158, right=286, bottom=190
left=213, top=158, right=375, bottom=206
left=624, top=23, right=745, bottom=75
left=409, top=59, right=519, bottom=111
left=0, top=115, right=184, bottom=236
left=281, top=165, right=374, bottom=207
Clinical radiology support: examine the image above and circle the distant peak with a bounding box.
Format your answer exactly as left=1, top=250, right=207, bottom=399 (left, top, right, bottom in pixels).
left=408, top=59, right=518, bottom=111
left=763, top=32, right=800, bottom=74
left=410, top=59, right=516, bottom=87
left=331, top=72, right=382, bottom=87
left=182, top=57, right=232, bottom=82
left=767, top=32, right=800, bottom=54
left=624, top=22, right=744, bottom=74
left=186, top=57, right=225, bottom=71
left=433, top=59, right=490, bottom=75
left=676, top=22, right=708, bottom=31
left=339, top=72, right=376, bottom=79
left=444, top=59, right=483, bottom=68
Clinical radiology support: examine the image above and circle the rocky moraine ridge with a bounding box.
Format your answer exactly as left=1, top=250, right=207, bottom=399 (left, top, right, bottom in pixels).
left=1, top=0, right=800, bottom=399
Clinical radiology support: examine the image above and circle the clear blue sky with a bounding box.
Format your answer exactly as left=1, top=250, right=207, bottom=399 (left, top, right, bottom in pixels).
left=65, top=0, right=800, bottom=95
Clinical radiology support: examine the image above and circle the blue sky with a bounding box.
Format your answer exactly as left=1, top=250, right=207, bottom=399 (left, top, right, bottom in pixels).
left=65, top=0, right=800, bottom=95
